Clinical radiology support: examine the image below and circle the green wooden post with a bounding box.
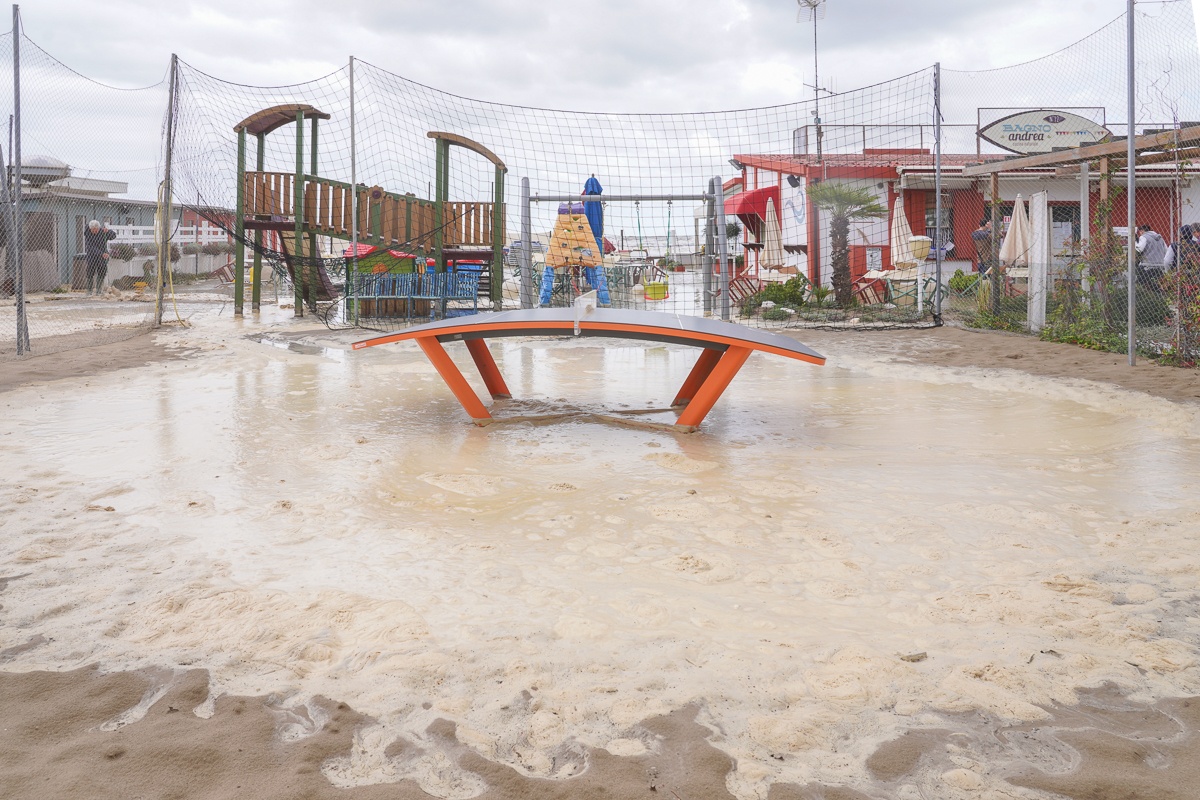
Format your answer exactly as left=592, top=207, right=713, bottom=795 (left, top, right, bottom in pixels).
left=434, top=138, right=446, bottom=272
left=492, top=165, right=504, bottom=309
left=293, top=109, right=305, bottom=315
left=252, top=131, right=264, bottom=311
left=308, top=116, right=319, bottom=304
left=234, top=128, right=246, bottom=316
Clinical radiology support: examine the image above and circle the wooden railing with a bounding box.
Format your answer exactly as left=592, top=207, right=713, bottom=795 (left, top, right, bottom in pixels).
left=242, top=171, right=502, bottom=248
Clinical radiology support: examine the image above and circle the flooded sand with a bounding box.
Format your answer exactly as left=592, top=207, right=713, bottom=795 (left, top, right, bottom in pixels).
left=2, top=311, right=1200, bottom=798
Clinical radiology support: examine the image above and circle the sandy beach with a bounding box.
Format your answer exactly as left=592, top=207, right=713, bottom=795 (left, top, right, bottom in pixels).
left=2, top=317, right=1200, bottom=799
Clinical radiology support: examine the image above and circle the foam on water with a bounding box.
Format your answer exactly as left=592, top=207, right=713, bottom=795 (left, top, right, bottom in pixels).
left=2, top=315, right=1200, bottom=798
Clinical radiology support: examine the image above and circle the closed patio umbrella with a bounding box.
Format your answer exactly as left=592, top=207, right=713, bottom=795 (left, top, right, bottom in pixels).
left=999, top=194, right=1030, bottom=267
left=890, top=195, right=916, bottom=267
left=762, top=197, right=784, bottom=269
left=581, top=175, right=610, bottom=305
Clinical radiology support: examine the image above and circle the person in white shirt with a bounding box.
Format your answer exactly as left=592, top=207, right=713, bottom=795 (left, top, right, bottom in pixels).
left=1135, top=224, right=1168, bottom=285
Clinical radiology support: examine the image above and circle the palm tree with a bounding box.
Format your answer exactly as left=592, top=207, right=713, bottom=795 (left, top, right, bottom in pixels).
left=807, top=182, right=888, bottom=307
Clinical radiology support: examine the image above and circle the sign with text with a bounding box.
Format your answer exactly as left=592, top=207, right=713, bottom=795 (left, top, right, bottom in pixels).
left=979, top=110, right=1111, bottom=155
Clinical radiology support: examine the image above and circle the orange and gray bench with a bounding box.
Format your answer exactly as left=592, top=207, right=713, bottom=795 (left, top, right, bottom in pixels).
left=352, top=309, right=825, bottom=430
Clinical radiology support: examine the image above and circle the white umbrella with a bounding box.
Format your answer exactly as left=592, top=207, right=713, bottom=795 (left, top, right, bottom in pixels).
left=890, top=195, right=916, bottom=267
left=999, top=194, right=1031, bottom=267
left=762, top=197, right=784, bottom=269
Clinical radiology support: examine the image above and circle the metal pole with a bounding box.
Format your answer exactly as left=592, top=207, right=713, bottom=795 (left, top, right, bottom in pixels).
left=155, top=54, right=177, bottom=327
left=713, top=175, right=731, bottom=320
left=13, top=4, right=28, bottom=354
left=1126, top=0, right=1137, bottom=366
left=933, top=62, right=943, bottom=321
left=519, top=177, right=533, bottom=308
left=704, top=178, right=715, bottom=315
left=1080, top=161, right=1090, bottom=293
left=813, top=12, right=822, bottom=162
left=349, top=55, right=357, bottom=324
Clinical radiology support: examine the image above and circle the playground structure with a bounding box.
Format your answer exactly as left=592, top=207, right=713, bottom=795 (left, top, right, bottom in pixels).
left=352, top=308, right=826, bottom=431
left=232, top=105, right=506, bottom=318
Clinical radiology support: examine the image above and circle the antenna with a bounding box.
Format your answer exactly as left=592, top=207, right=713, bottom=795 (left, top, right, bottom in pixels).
left=796, top=0, right=825, bottom=21
left=796, top=0, right=828, bottom=160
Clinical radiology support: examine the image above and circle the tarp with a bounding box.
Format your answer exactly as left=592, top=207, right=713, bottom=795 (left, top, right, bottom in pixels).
left=724, top=185, right=781, bottom=239
left=1027, top=191, right=1051, bottom=332
left=583, top=175, right=603, bottom=252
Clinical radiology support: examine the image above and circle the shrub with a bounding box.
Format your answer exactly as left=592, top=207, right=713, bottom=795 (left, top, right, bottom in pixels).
left=109, top=242, right=136, bottom=261
left=948, top=269, right=979, bottom=294
left=761, top=307, right=792, bottom=321
left=182, top=242, right=202, bottom=255
left=201, top=241, right=228, bottom=256
left=135, top=243, right=157, bottom=257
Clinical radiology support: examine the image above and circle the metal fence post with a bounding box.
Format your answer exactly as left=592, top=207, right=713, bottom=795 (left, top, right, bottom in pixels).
left=349, top=55, right=357, bottom=324
left=1125, top=0, right=1137, bottom=366
left=713, top=174, right=731, bottom=320
left=704, top=178, right=715, bottom=316
left=13, top=4, right=28, bottom=354
left=933, top=62, right=944, bottom=321
left=520, top=177, right=533, bottom=308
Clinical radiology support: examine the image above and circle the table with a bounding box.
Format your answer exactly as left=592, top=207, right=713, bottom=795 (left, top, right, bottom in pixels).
left=352, top=309, right=825, bottom=431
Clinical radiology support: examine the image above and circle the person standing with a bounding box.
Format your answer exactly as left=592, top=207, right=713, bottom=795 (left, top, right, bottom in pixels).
left=1134, top=223, right=1168, bottom=286
left=83, top=219, right=116, bottom=295
left=971, top=218, right=995, bottom=276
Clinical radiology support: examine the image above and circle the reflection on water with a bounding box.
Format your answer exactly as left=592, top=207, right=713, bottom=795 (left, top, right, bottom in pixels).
left=2, top=319, right=1200, bottom=798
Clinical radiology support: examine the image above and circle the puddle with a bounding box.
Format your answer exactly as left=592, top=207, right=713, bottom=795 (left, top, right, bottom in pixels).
left=2, top=314, right=1200, bottom=797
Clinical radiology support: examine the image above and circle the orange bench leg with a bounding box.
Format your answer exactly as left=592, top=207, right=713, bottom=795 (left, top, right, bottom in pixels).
left=416, top=336, right=493, bottom=423
left=672, top=347, right=723, bottom=407
left=464, top=338, right=512, bottom=399
left=674, top=345, right=753, bottom=428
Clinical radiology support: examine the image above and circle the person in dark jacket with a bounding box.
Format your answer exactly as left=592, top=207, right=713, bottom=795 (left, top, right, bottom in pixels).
left=83, top=219, right=116, bottom=294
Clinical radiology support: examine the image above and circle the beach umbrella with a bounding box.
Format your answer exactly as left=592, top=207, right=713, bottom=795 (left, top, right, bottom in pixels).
left=999, top=194, right=1030, bottom=267
left=889, top=194, right=916, bottom=266
left=582, top=174, right=604, bottom=251
left=762, top=197, right=785, bottom=269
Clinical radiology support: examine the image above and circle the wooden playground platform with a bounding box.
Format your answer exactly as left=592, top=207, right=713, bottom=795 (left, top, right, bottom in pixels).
left=352, top=309, right=826, bottom=431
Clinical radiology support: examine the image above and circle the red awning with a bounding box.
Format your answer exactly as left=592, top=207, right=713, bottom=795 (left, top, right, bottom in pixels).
left=724, top=186, right=781, bottom=239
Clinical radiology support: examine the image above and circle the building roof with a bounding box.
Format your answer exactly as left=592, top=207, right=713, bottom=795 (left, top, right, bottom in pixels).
left=44, top=177, right=129, bottom=196
left=734, top=151, right=1013, bottom=174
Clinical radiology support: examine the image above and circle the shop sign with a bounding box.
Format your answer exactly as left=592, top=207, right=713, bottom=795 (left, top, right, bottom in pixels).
left=979, top=110, right=1110, bottom=155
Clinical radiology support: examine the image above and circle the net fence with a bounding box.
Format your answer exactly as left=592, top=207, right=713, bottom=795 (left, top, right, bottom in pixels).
left=3, top=2, right=1200, bottom=364
left=170, top=59, right=940, bottom=332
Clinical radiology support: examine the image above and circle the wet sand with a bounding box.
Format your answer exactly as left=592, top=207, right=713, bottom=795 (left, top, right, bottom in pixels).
left=3, top=317, right=1200, bottom=799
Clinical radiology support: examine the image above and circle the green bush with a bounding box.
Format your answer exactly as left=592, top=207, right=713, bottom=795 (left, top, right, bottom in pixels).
left=135, top=243, right=157, bottom=257
left=182, top=242, right=202, bottom=255
left=947, top=269, right=979, bottom=294
left=201, top=241, right=230, bottom=256
left=109, top=242, right=136, bottom=261
left=761, top=307, right=792, bottom=321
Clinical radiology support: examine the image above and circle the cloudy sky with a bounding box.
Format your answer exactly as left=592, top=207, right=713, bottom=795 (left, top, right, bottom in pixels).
left=15, top=0, right=1189, bottom=113
left=9, top=0, right=1199, bottom=206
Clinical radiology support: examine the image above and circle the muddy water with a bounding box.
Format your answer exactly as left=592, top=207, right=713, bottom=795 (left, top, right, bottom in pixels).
left=2, top=314, right=1200, bottom=798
